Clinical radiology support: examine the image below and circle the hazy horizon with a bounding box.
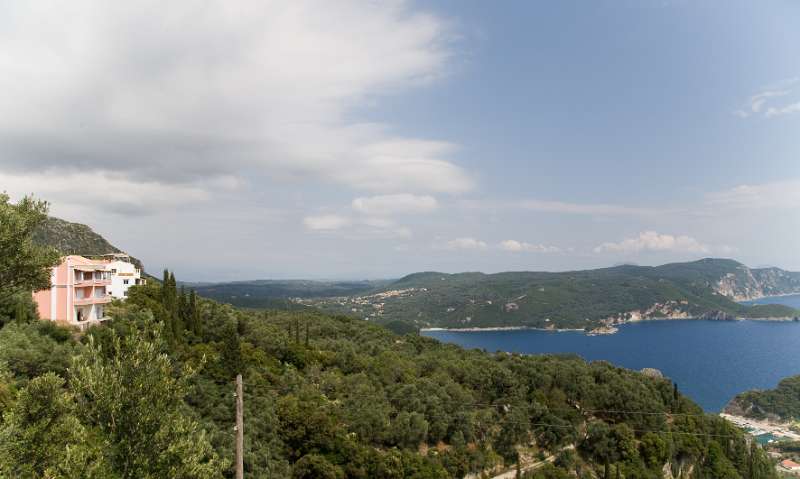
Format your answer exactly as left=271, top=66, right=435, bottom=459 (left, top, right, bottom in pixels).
left=2, top=1, right=798, bottom=281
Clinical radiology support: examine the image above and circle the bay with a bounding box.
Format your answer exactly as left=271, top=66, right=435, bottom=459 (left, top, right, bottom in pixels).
left=422, top=312, right=800, bottom=412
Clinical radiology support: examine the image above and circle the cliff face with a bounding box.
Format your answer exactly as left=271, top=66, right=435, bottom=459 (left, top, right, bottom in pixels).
left=714, top=265, right=800, bottom=301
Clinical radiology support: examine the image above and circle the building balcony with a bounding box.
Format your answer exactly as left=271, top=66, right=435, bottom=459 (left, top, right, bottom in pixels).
left=75, top=278, right=112, bottom=287
left=74, top=296, right=112, bottom=306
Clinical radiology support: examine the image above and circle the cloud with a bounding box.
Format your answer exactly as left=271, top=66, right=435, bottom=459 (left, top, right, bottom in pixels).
left=303, top=214, right=352, bottom=231
left=735, top=77, right=800, bottom=119
left=765, top=101, right=800, bottom=118
left=705, top=179, right=800, bottom=210
left=0, top=0, right=468, bottom=213
left=303, top=213, right=411, bottom=239
left=499, top=239, right=561, bottom=253
left=594, top=231, right=709, bottom=254
left=352, top=193, right=438, bottom=216
left=518, top=200, right=659, bottom=216
left=0, top=170, right=209, bottom=216
left=444, top=237, right=488, bottom=250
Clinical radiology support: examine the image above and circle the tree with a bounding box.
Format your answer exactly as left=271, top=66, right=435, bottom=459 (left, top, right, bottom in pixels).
left=0, top=373, right=110, bottom=478
left=292, top=453, right=341, bottom=479
left=640, top=432, right=668, bottom=468
left=222, top=321, right=242, bottom=374
left=0, top=194, right=60, bottom=295
left=70, top=320, right=224, bottom=478
left=0, top=195, right=60, bottom=330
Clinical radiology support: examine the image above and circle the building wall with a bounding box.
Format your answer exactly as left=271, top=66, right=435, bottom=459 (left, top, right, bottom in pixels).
left=106, top=260, right=143, bottom=299
left=33, top=255, right=113, bottom=326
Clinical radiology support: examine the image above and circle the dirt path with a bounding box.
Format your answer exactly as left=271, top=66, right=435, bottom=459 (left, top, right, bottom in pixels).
left=486, top=445, right=574, bottom=479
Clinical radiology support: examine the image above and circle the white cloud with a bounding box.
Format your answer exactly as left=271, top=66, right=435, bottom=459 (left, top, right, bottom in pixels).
left=444, top=237, right=488, bottom=250
left=0, top=0, right=469, bottom=214
left=735, top=77, right=800, bottom=119
left=303, top=213, right=411, bottom=239
left=499, top=239, right=561, bottom=253
left=303, top=214, right=352, bottom=231
left=352, top=193, right=438, bottom=216
left=0, top=170, right=209, bottom=216
left=765, top=101, right=800, bottom=118
left=705, top=179, right=800, bottom=210
left=594, top=231, right=709, bottom=254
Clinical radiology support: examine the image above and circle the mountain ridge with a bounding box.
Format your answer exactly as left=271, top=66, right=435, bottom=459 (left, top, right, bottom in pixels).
left=302, top=258, right=800, bottom=331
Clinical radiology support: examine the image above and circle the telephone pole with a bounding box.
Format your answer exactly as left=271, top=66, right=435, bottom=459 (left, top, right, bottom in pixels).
left=235, top=374, right=244, bottom=479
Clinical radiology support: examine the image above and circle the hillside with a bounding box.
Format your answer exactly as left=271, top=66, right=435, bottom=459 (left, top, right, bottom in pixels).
left=189, top=279, right=391, bottom=308
left=32, top=216, right=143, bottom=270
left=726, top=376, right=800, bottom=421
left=0, top=198, right=780, bottom=478
left=303, top=259, right=800, bottom=331
left=0, top=278, right=778, bottom=478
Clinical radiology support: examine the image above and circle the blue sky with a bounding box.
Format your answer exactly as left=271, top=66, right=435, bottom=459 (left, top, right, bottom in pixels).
left=1, top=0, right=798, bottom=280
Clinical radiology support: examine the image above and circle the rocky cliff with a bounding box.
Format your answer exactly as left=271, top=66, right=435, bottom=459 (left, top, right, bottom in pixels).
left=714, top=264, right=800, bottom=301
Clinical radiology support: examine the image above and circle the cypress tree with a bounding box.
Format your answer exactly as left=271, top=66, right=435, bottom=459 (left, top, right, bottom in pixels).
left=168, top=273, right=181, bottom=341
left=177, top=286, right=188, bottom=332
left=188, top=290, right=200, bottom=336
left=222, top=322, right=242, bottom=374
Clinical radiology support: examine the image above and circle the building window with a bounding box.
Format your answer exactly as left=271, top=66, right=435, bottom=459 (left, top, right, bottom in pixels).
left=123, top=279, right=129, bottom=285
left=111, top=269, right=117, bottom=274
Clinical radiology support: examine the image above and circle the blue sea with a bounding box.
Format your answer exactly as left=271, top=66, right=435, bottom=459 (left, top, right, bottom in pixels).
left=422, top=294, right=800, bottom=412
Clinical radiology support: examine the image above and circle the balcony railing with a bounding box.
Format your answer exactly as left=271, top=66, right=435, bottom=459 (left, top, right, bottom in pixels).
left=75, top=278, right=112, bottom=287
left=74, top=296, right=112, bottom=306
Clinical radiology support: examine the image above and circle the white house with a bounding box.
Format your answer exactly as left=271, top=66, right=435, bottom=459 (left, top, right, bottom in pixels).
left=102, top=254, right=146, bottom=298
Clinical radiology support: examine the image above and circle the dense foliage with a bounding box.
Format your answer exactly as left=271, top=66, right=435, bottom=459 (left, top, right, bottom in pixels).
left=0, top=201, right=780, bottom=477
left=305, top=260, right=800, bottom=330
left=0, top=195, right=60, bottom=297
left=0, top=278, right=779, bottom=477
left=727, top=376, right=800, bottom=421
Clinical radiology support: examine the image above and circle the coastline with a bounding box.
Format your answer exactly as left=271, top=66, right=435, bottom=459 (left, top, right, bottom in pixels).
left=421, top=315, right=799, bottom=336
left=720, top=413, right=800, bottom=441
left=420, top=326, right=584, bottom=333
left=737, top=291, right=800, bottom=303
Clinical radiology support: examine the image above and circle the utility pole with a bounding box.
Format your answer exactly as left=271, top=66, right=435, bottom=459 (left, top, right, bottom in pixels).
left=235, top=374, right=244, bottom=479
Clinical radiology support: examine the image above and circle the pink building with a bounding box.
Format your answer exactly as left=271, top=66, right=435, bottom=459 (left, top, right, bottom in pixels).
left=33, top=255, right=113, bottom=328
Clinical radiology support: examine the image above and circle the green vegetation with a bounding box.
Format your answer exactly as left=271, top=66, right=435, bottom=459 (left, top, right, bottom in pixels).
left=0, top=195, right=60, bottom=328
left=32, top=215, right=143, bottom=269
left=189, top=279, right=391, bottom=307
left=727, top=376, right=800, bottom=421
left=306, top=260, right=800, bottom=330
left=0, top=199, right=780, bottom=477
left=0, top=288, right=780, bottom=478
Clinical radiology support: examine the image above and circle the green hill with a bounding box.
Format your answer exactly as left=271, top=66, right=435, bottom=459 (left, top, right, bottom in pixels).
left=726, top=376, right=800, bottom=421
left=32, top=216, right=144, bottom=270
left=0, top=198, right=779, bottom=478
left=1, top=279, right=777, bottom=478
left=189, top=279, right=391, bottom=307
left=306, top=259, right=800, bottom=330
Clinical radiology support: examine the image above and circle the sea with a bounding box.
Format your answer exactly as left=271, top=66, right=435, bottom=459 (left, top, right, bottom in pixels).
left=422, top=294, right=800, bottom=412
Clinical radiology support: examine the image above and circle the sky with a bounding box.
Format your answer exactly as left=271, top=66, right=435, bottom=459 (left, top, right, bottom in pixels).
left=1, top=0, right=799, bottom=281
